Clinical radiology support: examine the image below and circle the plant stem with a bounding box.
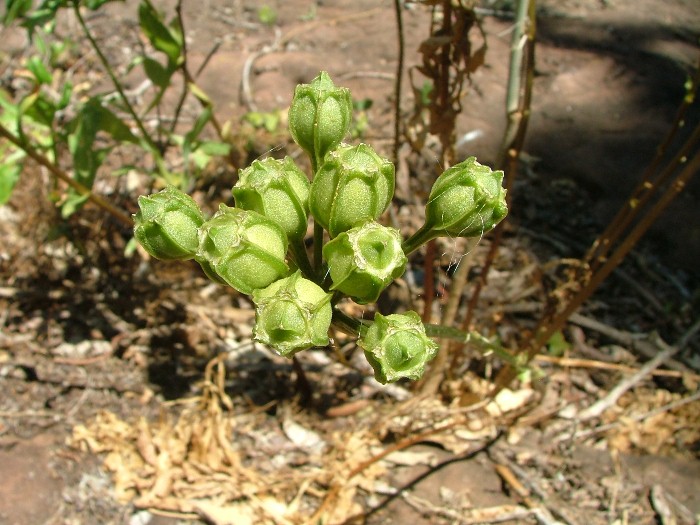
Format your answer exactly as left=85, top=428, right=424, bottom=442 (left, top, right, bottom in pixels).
left=0, top=123, right=133, bottom=227
left=494, top=146, right=700, bottom=395
left=313, top=222, right=325, bottom=278
left=170, top=0, right=227, bottom=147
left=392, top=0, right=405, bottom=166
left=401, top=225, right=436, bottom=255
left=584, top=59, right=700, bottom=274
left=290, top=240, right=316, bottom=282
left=464, top=0, right=536, bottom=330
left=330, top=307, right=522, bottom=369
left=72, top=1, right=164, bottom=171
left=420, top=237, right=478, bottom=394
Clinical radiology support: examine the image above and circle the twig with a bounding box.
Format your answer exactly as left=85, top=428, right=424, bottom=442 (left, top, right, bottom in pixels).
left=568, top=313, right=698, bottom=374
left=650, top=484, right=698, bottom=525
left=392, top=0, right=405, bottom=166
left=558, top=389, right=700, bottom=444
left=534, top=354, right=700, bottom=381
left=241, top=27, right=282, bottom=112
left=420, top=239, right=478, bottom=395
left=491, top=449, right=577, bottom=525
left=494, top=146, right=700, bottom=395
left=311, top=420, right=501, bottom=523
left=577, top=334, right=681, bottom=420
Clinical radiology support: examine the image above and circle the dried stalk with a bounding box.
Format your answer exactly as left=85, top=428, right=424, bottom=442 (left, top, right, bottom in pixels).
left=463, top=0, right=536, bottom=333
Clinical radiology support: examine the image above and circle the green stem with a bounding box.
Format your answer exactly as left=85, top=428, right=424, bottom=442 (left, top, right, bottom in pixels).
left=313, top=222, right=324, bottom=277
left=331, top=309, right=368, bottom=336
left=401, top=225, right=437, bottom=255
left=72, top=1, right=165, bottom=174
left=290, top=240, right=316, bottom=282
left=330, top=307, right=522, bottom=370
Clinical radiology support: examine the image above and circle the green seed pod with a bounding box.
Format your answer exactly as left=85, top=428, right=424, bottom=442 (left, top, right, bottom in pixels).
left=323, top=221, right=407, bottom=304
left=426, top=156, right=507, bottom=237
left=310, top=143, right=395, bottom=238
left=252, top=271, right=333, bottom=357
left=359, top=311, right=438, bottom=384
left=402, top=157, right=508, bottom=254
left=232, top=157, right=310, bottom=243
left=196, top=204, right=289, bottom=294
left=288, top=71, right=352, bottom=165
left=133, top=186, right=204, bottom=260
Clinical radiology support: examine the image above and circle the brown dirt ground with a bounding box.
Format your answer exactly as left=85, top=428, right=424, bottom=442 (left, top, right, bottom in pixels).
left=1, top=0, right=700, bottom=524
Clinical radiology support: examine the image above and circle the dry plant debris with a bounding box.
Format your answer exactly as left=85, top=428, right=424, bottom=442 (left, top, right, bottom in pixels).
left=69, top=355, right=542, bottom=524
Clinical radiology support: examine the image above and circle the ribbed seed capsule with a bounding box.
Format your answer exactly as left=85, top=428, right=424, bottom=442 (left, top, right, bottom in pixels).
left=133, top=186, right=204, bottom=260
left=196, top=204, right=289, bottom=294
left=359, top=311, right=438, bottom=384
left=323, top=221, right=407, bottom=304
left=310, top=143, right=395, bottom=238
left=288, top=71, right=352, bottom=166
left=403, top=157, right=508, bottom=254
left=252, top=271, right=333, bottom=357
left=232, top=157, right=310, bottom=242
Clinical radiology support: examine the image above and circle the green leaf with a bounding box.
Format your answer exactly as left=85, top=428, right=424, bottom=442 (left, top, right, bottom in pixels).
left=83, top=0, right=123, bottom=10
left=184, top=106, right=211, bottom=149
left=62, top=97, right=135, bottom=216
left=142, top=56, right=172, bottom=89
left=19, top=91, right=56, bottom=128
left=56, top=79, right=73, bottom=110
left=18, top=0, right=68, bottom=37
left=26, top=55, right=53, bottom=85
left=97, top=106, right=139, bottom=144
left=0, top=147, right=26, bottom=205
left=546, top=331, right=570, bottom=357
left=182, top=107, right=211, bottom=174
left=138, top=1, right=182, bottom=64
left=197, top=140, right=231, bottom=156
left=2, top=0, right=34, bottom=24
left=187, top=82, right=211, bottom=105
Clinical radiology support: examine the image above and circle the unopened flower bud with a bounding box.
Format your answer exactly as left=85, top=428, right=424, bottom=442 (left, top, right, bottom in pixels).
left=359, top=311, right=438, bottom=384
left=310, top=143, right=395, bottom=238
left=252, top=271, right=333, bottom=357
left=288, top=71, right=352, bottom=165
left=232, top=157, right=310, bottom=242
left=196, top=204, right=289, bottom=294
left=134, top=186, right=204, bottom=260
left=323, top=221, right=407, bottom=304
left=403, top=157, right=508, bottom=254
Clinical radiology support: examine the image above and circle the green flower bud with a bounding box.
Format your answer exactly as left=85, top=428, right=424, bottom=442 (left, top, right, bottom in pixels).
left=133, top=186, right=204, bottom=260
left=288, top=71, right=352, bottom=165
left=403, top=157, right=508, bottom=254
left=310, top=143, right=395, bottom=238
left=359, top=311, right=438, bottom=384
left=252, top=271, right=333, bottom=357
left=196, top=204, right=289, bottom=294
left=232, top=157, right=310, bottom=242
left=323, top=221, right=407, bottom=304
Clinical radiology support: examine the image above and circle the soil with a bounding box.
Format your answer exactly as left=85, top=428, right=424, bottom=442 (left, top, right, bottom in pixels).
left=1, top=0, right=700, bottom=524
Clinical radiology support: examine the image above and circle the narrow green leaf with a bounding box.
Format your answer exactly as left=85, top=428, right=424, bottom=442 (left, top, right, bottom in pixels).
left=142, top=56, right=172, bottom=89
left=57, top=79, right=73, bottom=110
left=84, top=0, right=123, bottom=10
left=138, top=1, right=181, bottom=64
left=26, top=55, right=53, bottom=85
left=198, top=140, right=231, bottom=156
left=0, top=147, right=26, bottom=205
left=2, top=0, right=33, bottom=24
left=187, top=82, right=212, bottom=105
